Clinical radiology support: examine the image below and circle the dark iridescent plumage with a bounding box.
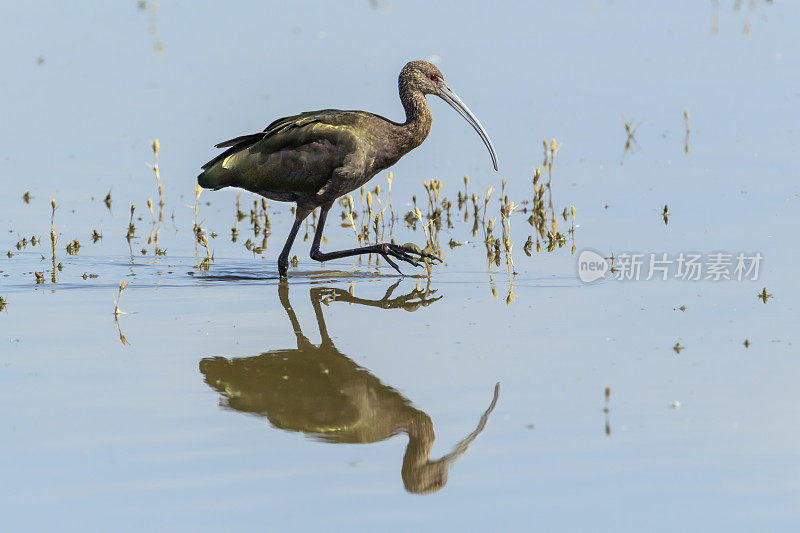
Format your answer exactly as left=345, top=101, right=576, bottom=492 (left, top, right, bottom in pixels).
left=198, top=60, right=497, bottom=277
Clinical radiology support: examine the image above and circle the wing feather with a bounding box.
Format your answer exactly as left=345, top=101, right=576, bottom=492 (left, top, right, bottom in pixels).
left=200, top=110, right=371, bottom=198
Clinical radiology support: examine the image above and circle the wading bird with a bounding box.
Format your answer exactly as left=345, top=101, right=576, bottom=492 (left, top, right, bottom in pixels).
left=198, top=60, right=498, bottom=277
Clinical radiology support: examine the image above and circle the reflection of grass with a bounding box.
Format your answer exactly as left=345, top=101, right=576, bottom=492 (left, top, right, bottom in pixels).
left=139, top=1, right=164, bottom=54
left=684, top=109, right=691, bottom=154
left=621, top=119, right=640, bottom=162
left=113, top=281, right=130, bottom=346
left=113, top=282, right=126, bottom=318
left=712, top=0, right=774, bottom=37
left=757, top=287, right=771, bottom=304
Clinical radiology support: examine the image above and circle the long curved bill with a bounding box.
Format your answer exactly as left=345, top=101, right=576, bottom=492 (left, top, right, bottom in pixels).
left=438, top=83, right=499, bottom=171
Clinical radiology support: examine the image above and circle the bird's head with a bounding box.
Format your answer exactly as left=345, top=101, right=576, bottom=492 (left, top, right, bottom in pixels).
left=401, top=60, right=445, bottom=96
left=401, top=60, right=499, bottom=171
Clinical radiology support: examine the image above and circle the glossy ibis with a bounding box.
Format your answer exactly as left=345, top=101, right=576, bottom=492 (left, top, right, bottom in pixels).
left=198, top=60, right=498, bottom=277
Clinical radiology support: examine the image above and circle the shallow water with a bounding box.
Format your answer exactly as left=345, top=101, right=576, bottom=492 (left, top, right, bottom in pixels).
left=2, top=1, right=799, bottom=531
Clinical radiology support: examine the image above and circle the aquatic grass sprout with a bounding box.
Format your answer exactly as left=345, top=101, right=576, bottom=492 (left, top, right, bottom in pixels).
left=49, top=200, right=59, bottom=283
left=345, top=195, right=360, bottom=245
left=757, top=287, right=771, bottom=303
left=147, top=138, right=165, bottom=216
left=387, top=172, right=394, bottom=220
left=114, top=281, right=126, bottom=317
left=482, top=186, right=493, bottom=225
left=501, top=201, right=516, bottom=276
left=196, top=230, right=213, bottom=270
left=413, top=207, right=434, bottom=250
left=127, top=204, right=136, bottom=240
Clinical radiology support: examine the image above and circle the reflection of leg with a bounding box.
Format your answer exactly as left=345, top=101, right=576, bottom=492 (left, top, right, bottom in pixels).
left=309, top=206, right=437, bottom=274
left=313, top=283, right=441, bottom=311
left=278, top=281, right=310, bottom=349
left=378, top=277, right=435, bottom=302
left=309, top=287, right=333, bottom=346
left=381, top=279, right=403, bottom=300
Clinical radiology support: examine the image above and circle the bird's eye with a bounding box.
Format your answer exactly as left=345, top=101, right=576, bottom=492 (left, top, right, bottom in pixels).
left=429, top=74, right=437, bottom=81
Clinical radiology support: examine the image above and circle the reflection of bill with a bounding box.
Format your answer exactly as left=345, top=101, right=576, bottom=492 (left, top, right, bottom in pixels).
left=577, top=249, right=608, bottom=283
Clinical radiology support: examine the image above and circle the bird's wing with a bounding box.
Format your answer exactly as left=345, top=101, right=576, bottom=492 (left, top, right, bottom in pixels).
left=261, top=109, right=344, bottom=135
left=214, top=134, right=263, bottom=149
left=201, top=110, right=367, bottom=198
left=202, top=110, right=337, bottom=170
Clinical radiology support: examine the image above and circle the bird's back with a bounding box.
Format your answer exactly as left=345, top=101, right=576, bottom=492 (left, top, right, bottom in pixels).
left=198, top=109, right=397, bottom=204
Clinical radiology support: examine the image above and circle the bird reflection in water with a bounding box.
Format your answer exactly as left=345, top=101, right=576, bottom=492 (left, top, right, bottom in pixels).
left=200, top=281, right=499, bottom=494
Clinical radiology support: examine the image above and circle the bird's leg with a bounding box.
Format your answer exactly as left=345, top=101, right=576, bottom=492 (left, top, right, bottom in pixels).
left=278, top=207, right=311, bottom=277
left=309, top=206, right=437, bottom=275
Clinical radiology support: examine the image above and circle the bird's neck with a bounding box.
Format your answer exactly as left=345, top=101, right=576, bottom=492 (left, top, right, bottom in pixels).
left=402, top=411, right=435, bottom=469
left=399, top=86, right=432, bottom=150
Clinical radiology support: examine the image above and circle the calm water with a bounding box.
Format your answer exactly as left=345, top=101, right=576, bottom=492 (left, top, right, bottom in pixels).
left=2, top=1, right=799, bottom=531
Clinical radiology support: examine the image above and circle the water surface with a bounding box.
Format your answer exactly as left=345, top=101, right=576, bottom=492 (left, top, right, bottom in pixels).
left=2, top=1, right=798, bottom=531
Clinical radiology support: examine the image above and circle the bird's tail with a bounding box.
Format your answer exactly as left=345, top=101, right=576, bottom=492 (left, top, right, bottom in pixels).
left=197, top=162, right=232, bottom=191
left=199, top=132, right=263, bottom=190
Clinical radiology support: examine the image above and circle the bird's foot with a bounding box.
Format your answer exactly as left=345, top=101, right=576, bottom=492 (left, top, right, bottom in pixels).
left=378, top=243, right=441, bottom=275
left=278, top=259, right=289, bottom=279
left=400, top=242, right=443, bottom=263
